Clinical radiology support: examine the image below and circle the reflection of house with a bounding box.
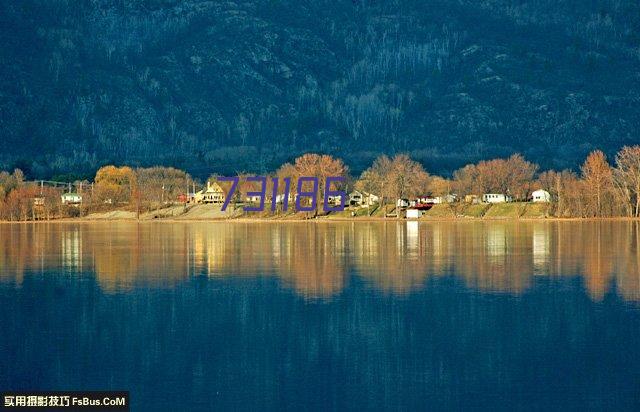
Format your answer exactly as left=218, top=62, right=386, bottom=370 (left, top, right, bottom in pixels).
left=62, top=228, right=82, bottom=270
left=482, top=193, right=512, bottom=203
left=532, top=224, right=550, bottom=272
left=195, top=182, right=226, bottom=204
left=406, top=221, right=419, bottom=255
left=349, top=191, right=379, bottom=207
left=486, top=225, right=507, bottom=258
left=61, top=192, right=82, bottom=205
left=532, top=189, right=551, bottom=203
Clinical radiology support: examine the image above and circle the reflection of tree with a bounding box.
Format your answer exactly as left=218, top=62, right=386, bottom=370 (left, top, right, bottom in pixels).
left=278, top=224, right=347, bottom=298
left=0, top=221, right=639, bottom=301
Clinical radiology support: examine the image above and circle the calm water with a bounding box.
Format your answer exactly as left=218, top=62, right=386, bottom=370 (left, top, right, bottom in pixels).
left=1, top=221, right=639, bottom=410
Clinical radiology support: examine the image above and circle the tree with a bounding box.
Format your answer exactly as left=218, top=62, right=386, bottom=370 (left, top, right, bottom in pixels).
left=136, top=166, right=191, bottom=205
left=614, top=146, right=640, bottom=217
left=357, top=154, right=429, bottom=214
left=387, top=154, right=430, bottom=200
left=0, top=169, right=25, bottom=198
left=453, top=154, right=537, bottom=200
left=452, top=164, right=478, bottom=196
left=428, top=176, right=452, bottom=197
left=505, top=154, right=539, bottom=200
left=356, top=155, right=393, bottom=208
left=94, top=166, right=137, bottom=206
left=276, top=162, right=298, bottom=193
left=291, top=153, right=349, bottom=215
left=537, top=169, right=582, bottom=217
left=581, top=150, right=613, bottom=217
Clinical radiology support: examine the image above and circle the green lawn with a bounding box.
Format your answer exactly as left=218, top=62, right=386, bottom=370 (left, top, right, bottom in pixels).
left=462, top=204, right=492, bottom=218
left=422, top=204, right=458, bottom=218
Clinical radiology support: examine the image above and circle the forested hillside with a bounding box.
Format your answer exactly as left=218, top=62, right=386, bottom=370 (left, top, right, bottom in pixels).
left=1, top=0, right=639, bottom=178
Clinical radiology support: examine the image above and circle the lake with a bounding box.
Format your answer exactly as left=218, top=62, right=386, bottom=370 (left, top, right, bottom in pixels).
left=1, top=221, right=639, bottom=410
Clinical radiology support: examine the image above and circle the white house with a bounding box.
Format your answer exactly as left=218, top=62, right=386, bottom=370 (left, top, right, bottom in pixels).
left=348, top=190, right=363, bottom=206
left=349, top=191, right=379, bottom=207
left=275, top=193, right=295, bottom=204
left=433, top=194, right=457, bottom=204
left=364, top=192, right=380, bottom=206
left=327, top=195, right=345, bottom=206
left=396, top=198, right=410, bottom=209
left=482, top=193, right=512, bottom=203
left=532, top=189, right=551, bottom=203
left=416, top=195, right=437, bottom=204
left=240, top=181, right=263, bottom=203
left=195, top=181, right=226, bottom=204
left=61, top=192, right=82, bottom=205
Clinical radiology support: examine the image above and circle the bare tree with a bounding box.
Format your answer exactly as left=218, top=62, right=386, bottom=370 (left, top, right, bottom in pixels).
left=614, top=146, right=640, bottom=217
left=581, top=150, right=613, bottom=217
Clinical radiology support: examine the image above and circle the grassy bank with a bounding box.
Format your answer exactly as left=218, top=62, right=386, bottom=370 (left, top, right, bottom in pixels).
left=0, top=202, right=560, bottom=222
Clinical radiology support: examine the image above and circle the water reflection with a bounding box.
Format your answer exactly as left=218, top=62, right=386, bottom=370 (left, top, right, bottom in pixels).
left=0, top=221, right=639, bottom=301
left=1, top=221, right=640, bottom=410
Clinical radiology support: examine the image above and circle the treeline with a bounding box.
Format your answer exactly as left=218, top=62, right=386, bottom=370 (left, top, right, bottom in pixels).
left=2, top=146, right=640, bottom=220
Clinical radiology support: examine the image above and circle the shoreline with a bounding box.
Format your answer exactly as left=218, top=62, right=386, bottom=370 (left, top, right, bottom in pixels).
left=2, top=216, right=640, bottom=224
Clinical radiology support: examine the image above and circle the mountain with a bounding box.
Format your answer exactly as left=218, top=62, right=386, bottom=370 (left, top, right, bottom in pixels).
left=1, top=0, right=639, bottom=179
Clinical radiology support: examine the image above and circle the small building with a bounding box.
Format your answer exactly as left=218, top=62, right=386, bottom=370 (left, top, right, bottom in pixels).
left=61, top=192, right=82, bottom=205
left=349, top=191, right=379, bottom=207
left=275, top=193, right=295, bottom=204
left=196, top=181, right=226, bottom=204
left=396, top=198, right=410, bottom=209
left=416, top=195, right=437, bottom=204
left=239, top=181, right=263, bottom=203
left=434, top=194, right=457, bottom=204
left=532, top=189, right=551, bottom=203
left=406, top=208, right=422, bottom=219
left=482, top=193, right=512, bottom=203
left=349, top=190, right=364, bottom=207
left=363, top=192, right=379, bottom=206
left=464, top=195, right=480, bottom=204
left=327, top=195, right=345, bottom=206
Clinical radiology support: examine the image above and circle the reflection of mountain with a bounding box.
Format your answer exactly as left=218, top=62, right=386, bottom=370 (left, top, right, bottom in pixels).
left=0, top=222, right=639, bottom=301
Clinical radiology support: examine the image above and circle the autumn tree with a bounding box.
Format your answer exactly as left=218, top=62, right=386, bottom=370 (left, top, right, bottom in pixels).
left=289, top=154, right=348, bottom=214
left=388, top=154, right=430, bottom=200
left=356, top=155, right=393, bottom=207
left=537, top=169, right=582, bottom=217
left=505, top=154, right=539, bottom=200
left=94, top=166, right=137, bottom=206
left=428, top=176, right=453, bottom=197
left=0, top=169, right=25, bottom=198
left=581, top=150, right=613, bottom=217
left=276, top=162, right=298, bottom=195
left=0, top=186, right=62, bottom=221
left=453, top=154, right=537, bottom=200
left=136, top=166, right=191, bottom=205
left=357, top=154, right=429, bottom=214
left=452, top=164, right=478, bottom=196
